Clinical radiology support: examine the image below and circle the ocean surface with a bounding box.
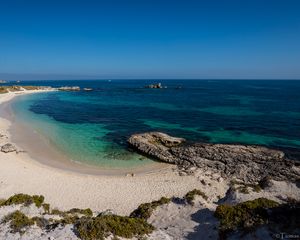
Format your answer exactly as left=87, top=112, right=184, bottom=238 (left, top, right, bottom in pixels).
left=9, top=80, right=300, bottom=168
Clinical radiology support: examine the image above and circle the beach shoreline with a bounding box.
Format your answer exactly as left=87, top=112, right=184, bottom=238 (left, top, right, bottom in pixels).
left=2, top=95, right=171, bottom=176
left=0, top=90, right=205, bottom=215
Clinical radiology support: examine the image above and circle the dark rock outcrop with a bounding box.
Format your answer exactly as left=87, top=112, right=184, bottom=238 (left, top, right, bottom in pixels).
left=128, top=132, right=300, bottom=183
left=1, top=143, right=17, bottom=153
left=145, top=83, right=163, bottom=89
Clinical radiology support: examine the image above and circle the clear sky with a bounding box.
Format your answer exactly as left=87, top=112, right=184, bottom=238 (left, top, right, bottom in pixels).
left=0, top=0, right=300, bottom=80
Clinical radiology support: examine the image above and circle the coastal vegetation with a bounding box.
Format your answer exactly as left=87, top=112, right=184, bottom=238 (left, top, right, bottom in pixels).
left=0, top=193, right=45, bottom=208
left=129, top=197, right=171, bottom=220
left=0, top=193, right=159, bottom=238
left=230, top=180, right=262, bottom=194
left=214, top=197, right=300, bottom=238
left=3, top=210, right=35, bottom=233
left=0, top=192, right=299, bottom=239
left=75, top=215, right=154, bottom=240
left=214, top=198, right=279, bottom=237
left=184, top=189, right=208, bottom=205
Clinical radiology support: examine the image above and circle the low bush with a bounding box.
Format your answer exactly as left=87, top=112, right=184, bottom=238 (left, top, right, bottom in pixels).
left=75, top=215, right=154, bottom=240
left=214, top=198, right=279, bottom=237
left=42, top=203, right=50, bottom=214
left=230, top=180, right=262, bottom=194
left=184, top=189, right=208, bottom=205
left=3, top=211, right=34, bottom=233
left=130, top=197, right=171, bottom=219
left=67, top=208, right=93, bottom=217
left=0, top=194, right=45, bottom=208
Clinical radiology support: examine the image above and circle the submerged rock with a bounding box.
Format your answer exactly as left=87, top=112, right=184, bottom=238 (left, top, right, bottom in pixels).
left=128, top=132, right=300, bottom=183
left=1, top=143, right=17, bottom=153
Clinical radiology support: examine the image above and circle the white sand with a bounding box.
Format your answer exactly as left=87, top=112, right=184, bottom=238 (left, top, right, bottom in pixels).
left=0, top=90, right=206, bottom=215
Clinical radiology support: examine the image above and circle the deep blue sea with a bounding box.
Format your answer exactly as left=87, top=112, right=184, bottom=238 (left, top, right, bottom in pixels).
left=9, top=80, right=300, bottom=168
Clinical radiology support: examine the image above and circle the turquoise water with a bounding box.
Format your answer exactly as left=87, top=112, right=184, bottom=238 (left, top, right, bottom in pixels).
left=10, top=80, right=300, bottom=167
left=11, top=93, right=152, bottom=168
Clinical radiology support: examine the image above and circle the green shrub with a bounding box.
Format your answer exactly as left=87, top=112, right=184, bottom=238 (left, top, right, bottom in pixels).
left=60, top=215, right=79, bottom=225
left=33, top=195, right=44, bottom=208
left=0, top=194, right=45, bottom=208
left=51, top=208, right=64, bottom=215
left=184, top=189, right=208, bottom=205
left=42, top=203, right=50, bottom=214
left=75, top=215, right=154, bottom=240
left=49, top=208, right=92, bottom=225
left=3, top=211, right=34, bottom=233
left=130, top=197, right=171, bottom=220
left=67, top=208, right=93, bottom=217
left=230, top=180, right=262, bottom=194
left=214, top=198, right=279, bottom=236
left=268, top=199, right=300, bottom=233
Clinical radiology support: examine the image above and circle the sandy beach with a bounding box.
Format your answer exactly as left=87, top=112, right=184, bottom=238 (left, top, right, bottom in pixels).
left=0, top=90, right=205, bottom=215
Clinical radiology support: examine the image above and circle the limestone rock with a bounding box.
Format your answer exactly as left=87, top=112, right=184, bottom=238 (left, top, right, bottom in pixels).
left=1, top=143, right=17, bottom=153
left=57, top=86, right=80, bottom=91
left=128, top=132, right=185, bottom=164
left=128, top=132, right=300, bottom=183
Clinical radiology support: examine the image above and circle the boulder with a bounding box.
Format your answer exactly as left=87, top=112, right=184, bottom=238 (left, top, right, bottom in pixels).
left=1, top=143, right=17, bottom=153
left=128, top=132, right=185, bottom=164
left=128, top=132, right=300, bottom=183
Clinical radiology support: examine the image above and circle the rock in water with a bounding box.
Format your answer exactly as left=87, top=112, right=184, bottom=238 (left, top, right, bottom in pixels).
left=1, top=143, right=17, bottom=153
left=145, top=83, right=163, bottom=89
left=128, top=132, right=185, bottom=164
left=57, top=86, right=80, bottom=91
left=128, top=132, right=300, bottom=183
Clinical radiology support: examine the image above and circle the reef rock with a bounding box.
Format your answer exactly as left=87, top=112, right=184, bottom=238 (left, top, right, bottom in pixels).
left=128, top=132, right=185, bottom=164
left=128, top=132, right=300, bottom=183
left=1, top=143, right=17, bottom=153
left=57, top=86, right=80, bottom=91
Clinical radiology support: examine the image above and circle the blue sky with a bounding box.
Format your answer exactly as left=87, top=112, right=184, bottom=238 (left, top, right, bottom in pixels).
left=0, top=0, right=300, bottom=80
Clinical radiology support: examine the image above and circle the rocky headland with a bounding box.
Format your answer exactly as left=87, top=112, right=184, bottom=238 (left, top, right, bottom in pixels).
left=0, top=86, right=53, bottom=94
left=128, top=132, right=300, bottom=183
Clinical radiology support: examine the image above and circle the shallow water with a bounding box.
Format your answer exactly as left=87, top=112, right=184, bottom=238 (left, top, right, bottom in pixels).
left=10, top=80, right=300, bottom=167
